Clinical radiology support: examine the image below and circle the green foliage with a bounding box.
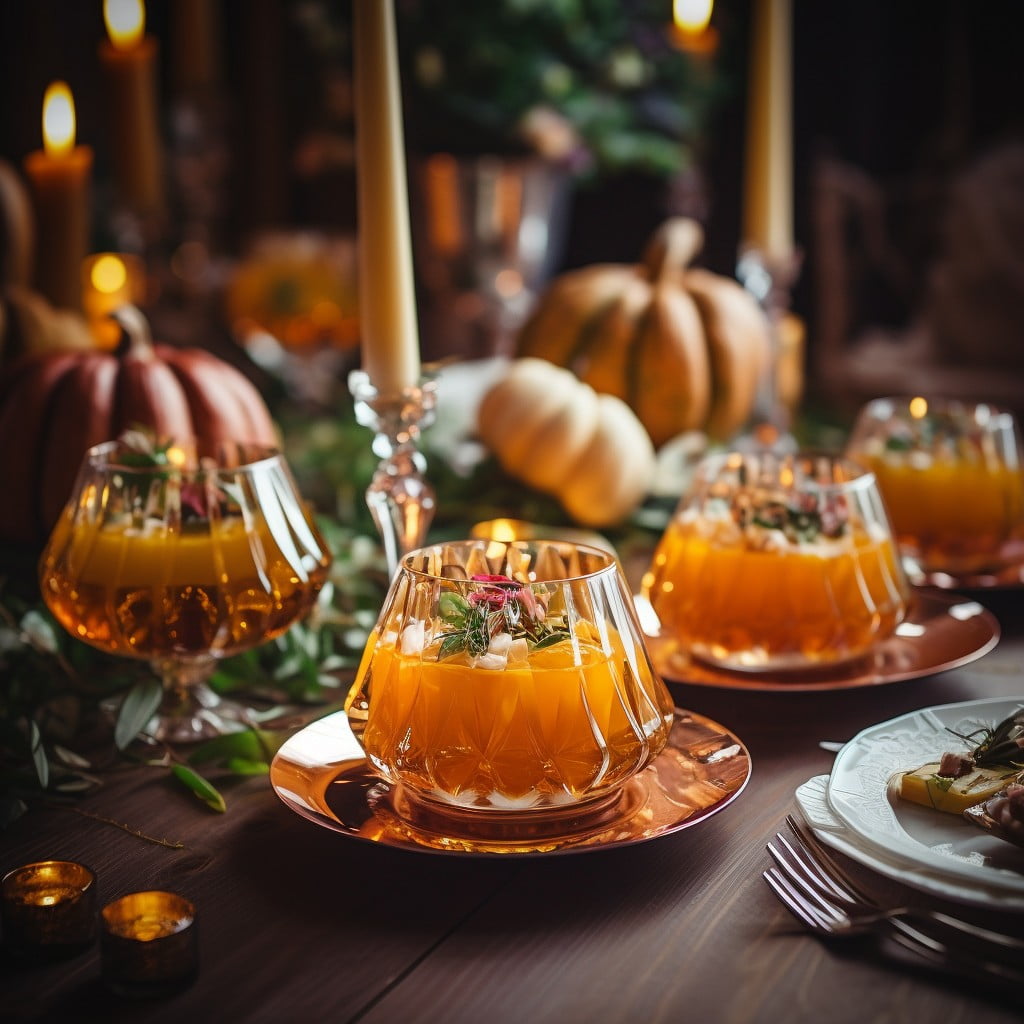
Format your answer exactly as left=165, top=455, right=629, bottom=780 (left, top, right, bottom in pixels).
left=396, top=0, right=728, bottom=178
left=0, top=516, right=389, bottom=824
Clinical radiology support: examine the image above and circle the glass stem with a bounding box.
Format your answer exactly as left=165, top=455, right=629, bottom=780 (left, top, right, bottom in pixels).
left=155, top=656, right=218, bottom=713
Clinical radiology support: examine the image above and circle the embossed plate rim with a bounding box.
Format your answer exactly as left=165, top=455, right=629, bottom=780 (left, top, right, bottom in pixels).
left=827, top=697, right=1024, bottom=894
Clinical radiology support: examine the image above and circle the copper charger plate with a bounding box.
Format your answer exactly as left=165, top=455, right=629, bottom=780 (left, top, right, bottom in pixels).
left=644, top=589, right=999, bottom=693
left=270, top=709, right=751, bottom=857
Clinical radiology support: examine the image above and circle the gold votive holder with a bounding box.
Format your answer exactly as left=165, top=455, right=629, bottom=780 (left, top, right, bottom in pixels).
left=1, top=860, right=97, bottom=961
left=100, top=891, right=198, bottom=998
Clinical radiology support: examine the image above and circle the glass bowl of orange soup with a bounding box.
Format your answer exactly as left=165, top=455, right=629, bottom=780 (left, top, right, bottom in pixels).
left=846, top=396, right=1024, bottom=580
left=642, top=451, right=911, bottom=672
left=345, top=539, right=675, bottom=820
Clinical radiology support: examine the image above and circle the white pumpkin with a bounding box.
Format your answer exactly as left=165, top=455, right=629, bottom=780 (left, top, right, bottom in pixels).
left=477, top=358, right=655, bottom=526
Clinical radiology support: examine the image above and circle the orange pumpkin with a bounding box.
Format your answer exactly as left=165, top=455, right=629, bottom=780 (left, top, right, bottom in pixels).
left=516, top=218, right=772, bottom=447
left=0, top=307, right=278, bottom=544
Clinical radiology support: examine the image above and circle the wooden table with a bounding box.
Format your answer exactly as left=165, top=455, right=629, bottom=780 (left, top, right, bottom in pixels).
left=3, top=588, right=1023, bottom=1024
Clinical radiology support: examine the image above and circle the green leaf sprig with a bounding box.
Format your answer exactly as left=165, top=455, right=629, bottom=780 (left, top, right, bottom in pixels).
left=435, top=575, right=570, bottom=662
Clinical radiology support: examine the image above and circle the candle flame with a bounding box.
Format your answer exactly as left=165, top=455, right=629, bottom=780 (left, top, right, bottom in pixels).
left=104, top=0, right=145, bottom=50
left=673, top=0, right=713, bottom=34
left=166, top=445, right=187, bottom=468
left=42, top=81, right=76, bottom=157
left=90, top=254, right=128, bottom=294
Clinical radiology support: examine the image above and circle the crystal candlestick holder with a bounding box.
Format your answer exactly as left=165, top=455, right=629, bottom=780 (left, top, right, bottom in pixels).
left=736, top=245, right=804, bottom=452
left=349, top=369, right=438, bottom=576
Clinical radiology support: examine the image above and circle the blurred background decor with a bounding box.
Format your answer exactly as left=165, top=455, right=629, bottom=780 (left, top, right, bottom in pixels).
left=396, top=0, right=727, bottom=358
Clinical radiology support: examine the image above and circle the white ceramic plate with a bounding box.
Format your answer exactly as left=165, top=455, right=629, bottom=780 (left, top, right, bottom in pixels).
left=795, top=775, right=1024, bottom=910
left=820, top=697, right=1024, bottom=904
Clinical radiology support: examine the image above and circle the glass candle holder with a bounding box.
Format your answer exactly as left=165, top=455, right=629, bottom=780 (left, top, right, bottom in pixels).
left=100, top=891, right=198, bottom=998
left=1, top=860, right=97, bottom=961
left=846, top=396, right=1024, bottom=580
left=642, top=451, right=911, bottom=672
left=345, top=539, right=675, bottom=829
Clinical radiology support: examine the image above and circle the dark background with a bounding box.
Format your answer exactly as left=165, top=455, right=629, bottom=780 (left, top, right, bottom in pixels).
left=1, top=0, right=1023, bottom=371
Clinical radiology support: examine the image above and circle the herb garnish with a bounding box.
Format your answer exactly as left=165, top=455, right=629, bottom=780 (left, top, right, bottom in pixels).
left=435, top=574, right=570, bottom=662
left=736, top=492, right=849, bottom=543
left=946, top=709, right=1024, bottom=768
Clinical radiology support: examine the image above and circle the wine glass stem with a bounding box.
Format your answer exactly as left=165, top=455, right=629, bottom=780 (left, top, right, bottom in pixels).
left=155, top=656, right=218, bottom=714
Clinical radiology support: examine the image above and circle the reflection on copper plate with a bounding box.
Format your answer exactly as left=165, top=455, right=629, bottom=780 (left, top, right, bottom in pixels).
left=903, top=553, right=1024, bottom=591
left=269, top=709, right=751, bottom=856
left=644, top=589, right=999, bottom=693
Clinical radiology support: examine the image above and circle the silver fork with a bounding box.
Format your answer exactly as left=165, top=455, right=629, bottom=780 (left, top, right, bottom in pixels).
left=770, top=814, right=1024, bottom=956
left=763, top=819, right=1024, bottom=986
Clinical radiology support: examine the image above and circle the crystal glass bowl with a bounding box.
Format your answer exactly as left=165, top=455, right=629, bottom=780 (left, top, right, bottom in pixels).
left=345, top=539, right=675, bottom=819
left=846, top=396, right=1024, bottom=578
left=642, top=451, right=911, bottom=672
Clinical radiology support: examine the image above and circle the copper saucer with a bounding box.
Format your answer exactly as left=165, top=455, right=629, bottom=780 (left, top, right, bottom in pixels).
left=270, top=709, right=751, bottom=856
left=645, top=589, right=999, bottom=692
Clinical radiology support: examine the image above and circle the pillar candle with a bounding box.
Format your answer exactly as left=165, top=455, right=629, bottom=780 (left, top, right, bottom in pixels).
left=742, top=0, right=793, bottom=262
left=99, top=0, right=165, bottom=216
left=23, top=82, right=93, bottom=311
left=353, top=0, right=421, bottom=395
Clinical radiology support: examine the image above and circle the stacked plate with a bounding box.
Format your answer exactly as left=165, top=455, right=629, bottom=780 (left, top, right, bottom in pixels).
left=796, top=696, right=1024, bottom=909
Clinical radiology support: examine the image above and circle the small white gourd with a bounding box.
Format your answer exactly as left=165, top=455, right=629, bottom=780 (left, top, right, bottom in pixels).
left=477, top=358, right=655, bottom=526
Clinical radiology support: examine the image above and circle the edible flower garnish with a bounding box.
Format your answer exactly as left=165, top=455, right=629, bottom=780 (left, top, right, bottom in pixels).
left=436, top=573, right=570, bottom=663
left=733, top=490, right=849, bottom=543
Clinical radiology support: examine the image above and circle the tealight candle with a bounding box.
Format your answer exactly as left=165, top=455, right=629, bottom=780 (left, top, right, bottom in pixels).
left=470, top=518, right=615, bottom=554
left=1, top=860, right=97, bottom=960
left=101, top=891, right=198, bottom=997
left=81, top=252, right=146, bottom=348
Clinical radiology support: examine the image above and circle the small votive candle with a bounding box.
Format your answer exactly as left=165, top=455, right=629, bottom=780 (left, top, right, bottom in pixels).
left=101, top=891, right=198, bottom=998
left=470, top=518, right=615, bottom=554
left=1, top=860, right=97, bottom=960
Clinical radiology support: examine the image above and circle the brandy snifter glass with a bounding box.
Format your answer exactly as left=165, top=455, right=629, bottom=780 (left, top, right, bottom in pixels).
left=345, top=539, right=675, bottom=823
left=39, top=437, right=332, bottom=742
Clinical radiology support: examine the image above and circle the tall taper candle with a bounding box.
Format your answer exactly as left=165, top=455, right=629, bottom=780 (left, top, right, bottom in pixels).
left=353, top=0, right=421, bottom=394
left=99, top=0, right=165, bottom=217
left=742, top=0, right=793, bottom=261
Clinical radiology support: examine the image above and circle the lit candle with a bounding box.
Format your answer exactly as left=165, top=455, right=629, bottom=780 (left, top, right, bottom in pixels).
left=81, top=252, right=145, bottom=348
left=470, top=518, right=615, bottom=555
left=23, top=82, right=93, bottom=311
left=671, top=0, right=719, bottom=56
left=99, top=0, right=165, bottom=216
left=742, top=0, right=793, bottom=262
left=1, top=860, right=97, bottom=961
left=353, top=0, right=421, bottom=395
left=101, top=890, right=198, bottom=997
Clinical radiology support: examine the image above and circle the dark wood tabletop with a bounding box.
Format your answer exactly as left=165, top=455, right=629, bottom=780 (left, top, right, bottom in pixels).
left=3, top=586, right=1023, bottom=1024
